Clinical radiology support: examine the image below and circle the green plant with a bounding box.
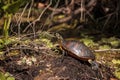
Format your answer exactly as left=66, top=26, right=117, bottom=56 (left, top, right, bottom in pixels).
left=0, top=72, right=15, bottom=80
left=0, top=0, right=30, bottom=40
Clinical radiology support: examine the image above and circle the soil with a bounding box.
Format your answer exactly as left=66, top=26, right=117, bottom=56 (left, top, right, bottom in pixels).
left=0, top=46, right=118, bottom=80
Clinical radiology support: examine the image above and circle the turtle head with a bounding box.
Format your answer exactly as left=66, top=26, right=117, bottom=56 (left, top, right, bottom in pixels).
left=88, top=59, right=99, bottom=70
left=55, top=33, right=64, bottom=43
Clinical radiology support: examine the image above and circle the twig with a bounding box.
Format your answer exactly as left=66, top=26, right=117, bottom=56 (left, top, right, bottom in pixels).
left=4, top=45, right=48, bottom=54
left=50, top=0, right=60, bottom=19
left=102, top=13, right=112, bottom=31
left=17, top=3, right=29, bottom=26
left=47, top=0, right=98, bottom=28
left=34, top=0, right=98, bottom=28
left=80, top=0, right=85, bottom=22
left=27, top=0, right=34, bottom=22
left=94, top=49, right=120, bottom=52
left=23, top=0, right=52, bottom=32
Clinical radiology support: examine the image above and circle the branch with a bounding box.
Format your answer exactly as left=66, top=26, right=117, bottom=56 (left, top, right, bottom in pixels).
left=36, top=0, right=98, bottom=28
left=48, top=7, right=83, bottom=27
left=94, top=49, right=120, bottom=52
left=23, top=0, right=52, bottom=32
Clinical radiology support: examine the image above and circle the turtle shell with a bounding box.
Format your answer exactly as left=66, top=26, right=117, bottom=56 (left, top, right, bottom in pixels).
left=61, top=40, right=95, bottom=61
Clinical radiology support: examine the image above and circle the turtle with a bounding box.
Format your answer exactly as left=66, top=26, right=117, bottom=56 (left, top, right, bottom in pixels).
left=55, top=33, right=98, bottom=70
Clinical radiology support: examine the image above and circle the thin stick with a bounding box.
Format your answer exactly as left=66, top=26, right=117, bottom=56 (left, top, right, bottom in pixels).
left=23, top=0, right=52, bottom=32
left=94, top=49, right=120, bottom=52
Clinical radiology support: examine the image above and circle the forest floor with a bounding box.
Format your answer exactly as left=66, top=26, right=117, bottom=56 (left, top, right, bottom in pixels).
left=0, top=31, right=119, bottom=80
left=0, top=45, right=118, bottom=80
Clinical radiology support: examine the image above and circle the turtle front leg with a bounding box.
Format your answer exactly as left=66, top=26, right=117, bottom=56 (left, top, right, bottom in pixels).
left=59, top=46, right=67, bottom=62
left=88, top=59, right=103, bottom=80
left=60, top=50, right=67, bottom=62
left=88, top=59, right=98, bottom=70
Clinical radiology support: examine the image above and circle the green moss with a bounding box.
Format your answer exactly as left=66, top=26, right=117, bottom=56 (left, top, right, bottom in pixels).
left=40, top=39, right=54, bottom=48
left=0, top=72, right=15, bottom=80
left=112, top=59, right=120, bottom=64
left=110, top=40, right=119, bottom=48
left=80, top=38, right=95, bottom=47
left=99, top=45, right=111, bottom=49
left=114, top=70, right=120, bottom=79
left=112, top=59, right=120, bottom=79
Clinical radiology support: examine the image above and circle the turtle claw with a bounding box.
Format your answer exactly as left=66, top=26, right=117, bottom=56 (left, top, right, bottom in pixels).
left=88, top=60, right=103, bottom=80
left=92, top=64, right=99, bottom=70
left=88, top=59, right=99, bottom=70
left=92, top=62, right=99, bottom=70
